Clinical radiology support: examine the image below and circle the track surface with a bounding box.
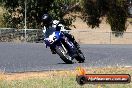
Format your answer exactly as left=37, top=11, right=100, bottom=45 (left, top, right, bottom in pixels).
left=0, top=43, right=132, bottom=72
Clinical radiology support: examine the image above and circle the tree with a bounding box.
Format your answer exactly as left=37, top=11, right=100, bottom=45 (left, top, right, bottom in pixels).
left=2, top=0, right=79, bottom=29
left=82, top=0, right=128, bottom=36
left=2, top=0, right=54, bottom=28
left=1, top=0, right=129, bottom=36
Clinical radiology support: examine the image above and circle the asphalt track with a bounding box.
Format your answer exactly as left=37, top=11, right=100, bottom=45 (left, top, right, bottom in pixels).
left=0, top=43, right=132, bottom=72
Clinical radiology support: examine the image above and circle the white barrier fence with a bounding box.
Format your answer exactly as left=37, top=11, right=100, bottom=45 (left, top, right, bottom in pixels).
left=0, top=28, right=132, bottom=44
left=70, top=30, right=132, bottom=44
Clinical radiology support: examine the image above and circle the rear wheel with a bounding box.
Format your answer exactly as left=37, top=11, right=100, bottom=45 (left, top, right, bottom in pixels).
left=75, top=49, right=85, bottom=63
left=55, top=45, right=73, bottom=64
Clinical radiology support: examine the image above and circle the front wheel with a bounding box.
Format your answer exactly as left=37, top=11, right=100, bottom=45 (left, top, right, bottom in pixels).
left=55, top=45, right=73, bottom=64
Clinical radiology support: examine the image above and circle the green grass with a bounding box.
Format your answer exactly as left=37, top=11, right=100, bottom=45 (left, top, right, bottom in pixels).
left=0, top=67, right=132, bottom=88
left=0, top=76, right=131, bottom=88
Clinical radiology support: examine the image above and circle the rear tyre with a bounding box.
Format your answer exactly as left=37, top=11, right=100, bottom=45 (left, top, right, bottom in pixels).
left=75, top=50, right=85, bottom=63
left=55, top=45, right=73, bottom=64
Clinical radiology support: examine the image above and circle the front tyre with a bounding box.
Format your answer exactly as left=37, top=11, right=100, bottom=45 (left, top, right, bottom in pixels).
left=55, top=45, right=73, bottom=64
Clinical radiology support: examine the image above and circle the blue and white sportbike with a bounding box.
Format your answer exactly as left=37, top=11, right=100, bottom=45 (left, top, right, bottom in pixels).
left=44, top=27, right=85, bottom=64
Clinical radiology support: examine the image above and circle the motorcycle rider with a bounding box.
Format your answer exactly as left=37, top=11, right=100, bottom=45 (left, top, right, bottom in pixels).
left=42, top=13, right=79, bottom=54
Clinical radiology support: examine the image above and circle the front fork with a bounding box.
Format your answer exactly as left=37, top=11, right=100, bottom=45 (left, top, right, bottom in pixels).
left=61, top=42, right=68, bottom=54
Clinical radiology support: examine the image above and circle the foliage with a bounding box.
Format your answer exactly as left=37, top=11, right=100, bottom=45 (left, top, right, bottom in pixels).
left=0, top=0, right=129, bottom=35
left=82, top=0, right=128, bottom=36
left=107, top=0, right=127, bottom=36
left=1, top=0, right=80, bottom=29
left=48, top=0, right=79, bottom=27
left=82, top=0, right=101, bottom=28
left=1, top=0, right=53, bottom=28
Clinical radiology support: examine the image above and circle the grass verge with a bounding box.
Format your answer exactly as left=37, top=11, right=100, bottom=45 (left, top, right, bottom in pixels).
left=0, top=67, right=132, bottom=88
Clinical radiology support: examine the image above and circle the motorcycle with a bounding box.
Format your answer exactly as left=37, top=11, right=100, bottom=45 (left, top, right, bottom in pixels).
left=44, top=27, right=85, bottom=64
